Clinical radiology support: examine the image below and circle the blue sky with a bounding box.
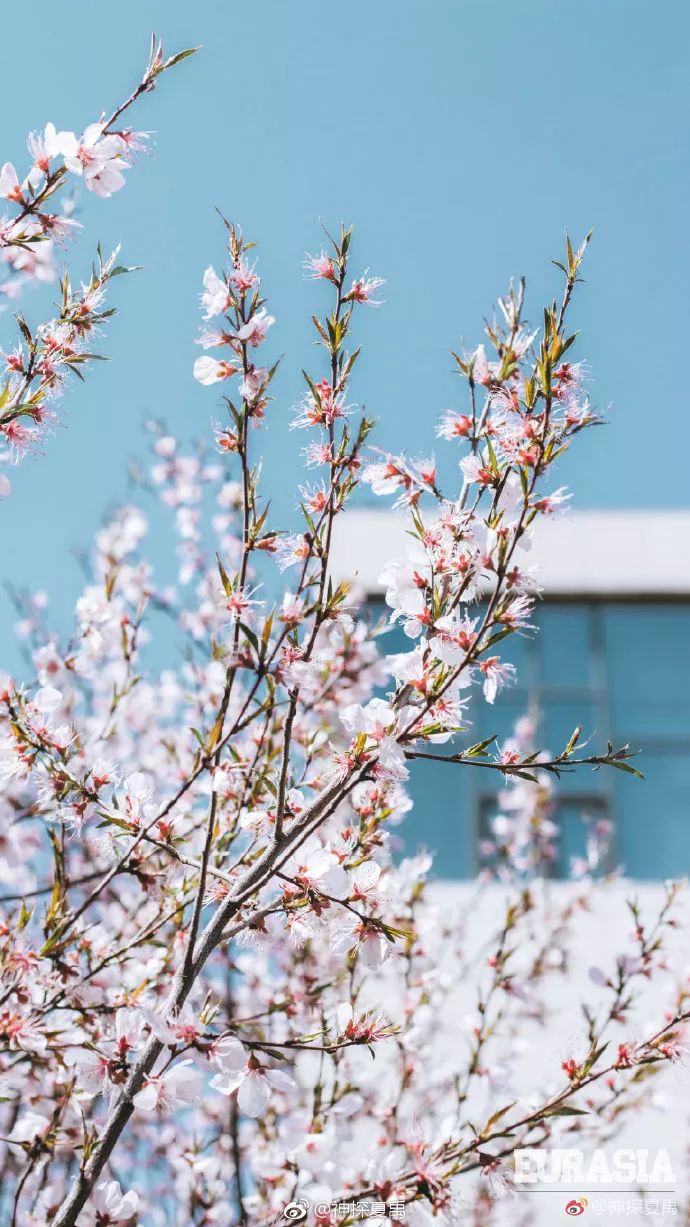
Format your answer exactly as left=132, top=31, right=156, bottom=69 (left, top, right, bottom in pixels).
left=1, top=0, right=688, bottom=663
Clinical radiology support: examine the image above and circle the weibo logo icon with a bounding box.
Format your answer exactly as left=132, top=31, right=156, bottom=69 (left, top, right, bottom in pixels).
left=564, top=1199, right=589, bottom=1216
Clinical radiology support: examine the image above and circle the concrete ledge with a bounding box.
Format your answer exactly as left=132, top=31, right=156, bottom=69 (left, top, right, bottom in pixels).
left=330, top=508, right=690, bottom=597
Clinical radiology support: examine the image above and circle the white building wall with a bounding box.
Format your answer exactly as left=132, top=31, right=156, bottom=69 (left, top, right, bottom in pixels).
left=330, top=508, right=690, bottom=597
left=431, top=882, right=689, bottom=1222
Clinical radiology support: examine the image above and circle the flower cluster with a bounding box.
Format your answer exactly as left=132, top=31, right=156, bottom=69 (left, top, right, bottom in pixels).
left=0, top=62, right=685, bottom=1227
left=0, top=37, right=197, bottom=494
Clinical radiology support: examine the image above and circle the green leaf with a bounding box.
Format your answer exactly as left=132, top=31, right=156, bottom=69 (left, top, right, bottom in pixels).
left=563, top=725, right=582, bottom=757
left=240, top=622, right=259, bottom=653
left=464, top=735, right=497, bottom=758
left=541, top=1105, right=590, bottom=1118
left=216, top=553, right=232, bottom=598
left=609, top=759, right=645, bottom=780
left=162, top=46, right=200, bottom=71
left=482, top=1100, right=517, bottom=1134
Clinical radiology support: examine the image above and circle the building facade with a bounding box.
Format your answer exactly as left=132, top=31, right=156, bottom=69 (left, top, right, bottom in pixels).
left=332, top=509, right=690, bottom=879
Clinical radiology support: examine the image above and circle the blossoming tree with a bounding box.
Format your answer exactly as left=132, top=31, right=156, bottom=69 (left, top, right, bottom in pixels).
left=0, top=40, right=687, bottom=1227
